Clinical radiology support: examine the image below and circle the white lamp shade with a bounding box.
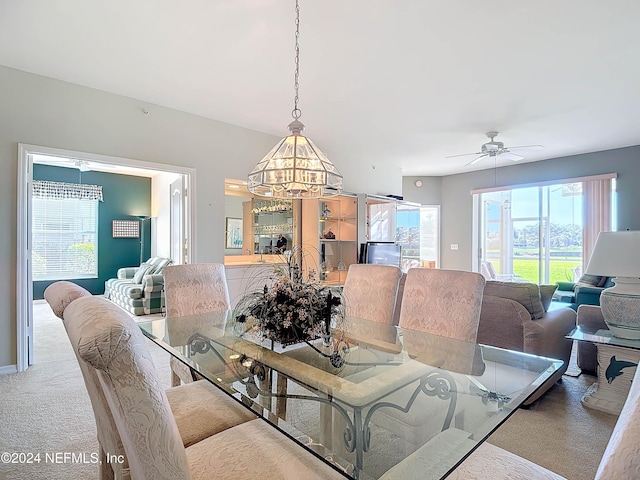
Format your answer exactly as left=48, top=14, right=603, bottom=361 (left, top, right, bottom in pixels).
left=585, top=231, right=640, bottom=278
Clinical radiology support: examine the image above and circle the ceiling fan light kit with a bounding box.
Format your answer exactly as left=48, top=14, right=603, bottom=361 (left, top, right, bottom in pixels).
left=447, top=131, right=544, bottom=166
left=247, top=0, right=343, bottom=199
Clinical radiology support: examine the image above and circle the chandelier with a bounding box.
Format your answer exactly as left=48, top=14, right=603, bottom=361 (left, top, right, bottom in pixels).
left=247, top=0, right=343, bottom=199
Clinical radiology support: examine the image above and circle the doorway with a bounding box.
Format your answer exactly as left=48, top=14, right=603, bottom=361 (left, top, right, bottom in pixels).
left=17, top=144, right=196, bottom=371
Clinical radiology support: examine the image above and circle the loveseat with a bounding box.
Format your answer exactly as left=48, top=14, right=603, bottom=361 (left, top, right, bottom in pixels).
left=477, top=281, right=577, bottom=405
left=104, top=256, right=171, bottom=315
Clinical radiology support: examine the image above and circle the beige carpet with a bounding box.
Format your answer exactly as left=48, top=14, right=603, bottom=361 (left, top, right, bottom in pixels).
left=0, top=301, right=617, bottom=480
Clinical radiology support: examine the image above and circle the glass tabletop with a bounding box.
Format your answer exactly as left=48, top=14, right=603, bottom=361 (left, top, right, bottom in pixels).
left=567, top=326, right=640, bottom=350
left=139, top=312, right=561, bottom=480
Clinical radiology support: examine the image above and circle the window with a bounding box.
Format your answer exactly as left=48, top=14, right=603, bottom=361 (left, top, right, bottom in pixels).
left=32, top=181, right=102, bottom=281
left=419, top=205, right=440, bottom=268
left=395, top=203, right=440, bottom=271
left=473, top=174, right=616, bottom=284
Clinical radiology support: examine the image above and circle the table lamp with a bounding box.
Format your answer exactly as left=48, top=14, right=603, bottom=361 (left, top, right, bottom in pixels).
left=584, top=231, right=640, bottom=339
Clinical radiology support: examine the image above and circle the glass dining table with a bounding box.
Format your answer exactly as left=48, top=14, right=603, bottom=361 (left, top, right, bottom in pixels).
left=138, top=312, right=562, bottom=480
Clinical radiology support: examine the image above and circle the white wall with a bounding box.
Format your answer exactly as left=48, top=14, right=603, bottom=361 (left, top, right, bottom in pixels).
left=0, top=66, right=402, bottom=369
left=404, top=146, right=640, bottom=272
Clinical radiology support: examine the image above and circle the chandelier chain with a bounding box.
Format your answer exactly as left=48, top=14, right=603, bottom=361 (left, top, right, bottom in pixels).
left=292, top=0, right=301, bottom=120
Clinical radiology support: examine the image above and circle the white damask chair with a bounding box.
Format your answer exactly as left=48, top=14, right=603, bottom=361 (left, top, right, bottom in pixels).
left=64, top=295, right=345, bottom=480
left=342, top=264, right=403, bottom=325
left=44, top=281, right=255, bottom=480
left=379, top=427, right=566, bottom=480
left=398, top=268, right=486, bottom=342
left=373, top=268, right=486, bottom=453
left=163, top=263, right=231, bottom=386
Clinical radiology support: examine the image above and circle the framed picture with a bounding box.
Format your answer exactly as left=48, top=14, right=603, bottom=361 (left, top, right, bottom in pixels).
left=225, top=217, right=243, bottom=249
left=112, top=220, right=140, bottom=238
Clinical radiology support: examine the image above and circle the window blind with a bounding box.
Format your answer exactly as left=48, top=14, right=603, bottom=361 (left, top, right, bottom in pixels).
left=32, top=197, right=99, bottom=281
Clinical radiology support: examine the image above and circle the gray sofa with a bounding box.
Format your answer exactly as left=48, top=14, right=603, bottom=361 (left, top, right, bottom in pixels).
left=575, top=304, right=608, bottom=374
left=477, top=281, right=577, bottom=405
left=104, top=256, right=171, bottom=315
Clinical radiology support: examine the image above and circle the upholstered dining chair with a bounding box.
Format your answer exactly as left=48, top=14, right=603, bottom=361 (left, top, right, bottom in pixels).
left=64, top=295, right=345, bottom=480
left=398, top=268, right=486, bottom=342
left=163, top=263, right=231, bottom=317
left=342, top=264, right=403, bottom=325
left=372, top=268, right=486, bottom=454
left=44, top=281, right=256, bottom=480
left=163, top=263, right=231, bottom=385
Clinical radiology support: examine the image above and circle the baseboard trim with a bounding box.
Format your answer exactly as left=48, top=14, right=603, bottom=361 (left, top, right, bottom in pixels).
left=0, top=364, right=18, bottom=375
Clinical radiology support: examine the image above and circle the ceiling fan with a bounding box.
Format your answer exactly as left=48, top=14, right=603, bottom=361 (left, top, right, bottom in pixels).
left=447, top=131, right=544, bottom=166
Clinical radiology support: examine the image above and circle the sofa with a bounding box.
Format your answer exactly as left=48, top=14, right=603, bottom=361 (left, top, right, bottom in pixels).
left=575, top=304, right=608, bottom=374
left=477, top=281, right=577, bottom=405
left=104, top=256, right=171, bottom=315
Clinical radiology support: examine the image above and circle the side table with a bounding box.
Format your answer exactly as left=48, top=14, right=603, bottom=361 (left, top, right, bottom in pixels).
left=567, top=327, right=640, bottom=415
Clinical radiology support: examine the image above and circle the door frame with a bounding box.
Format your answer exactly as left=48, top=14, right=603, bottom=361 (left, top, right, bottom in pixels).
left=17, top=143, right=196, bottom=372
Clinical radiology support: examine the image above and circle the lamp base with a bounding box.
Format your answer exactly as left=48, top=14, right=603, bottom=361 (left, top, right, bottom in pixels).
left=600, top=277, right=640, bottom=340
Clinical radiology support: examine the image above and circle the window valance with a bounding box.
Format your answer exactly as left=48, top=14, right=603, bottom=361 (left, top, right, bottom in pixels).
left=32, top=180, right=103, bottom=201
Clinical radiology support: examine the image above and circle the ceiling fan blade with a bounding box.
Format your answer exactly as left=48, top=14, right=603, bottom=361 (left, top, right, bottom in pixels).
left=466, top=154, right=487, bottom=166
left=446, top=151, right=483, bottom=159
left=499, top=152, right=524, bottom=161
left=507, top=144, right=544, bottom=153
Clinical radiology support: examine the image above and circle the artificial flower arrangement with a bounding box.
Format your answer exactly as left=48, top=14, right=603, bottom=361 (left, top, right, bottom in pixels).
left=234, top=248, right=344, bottom=347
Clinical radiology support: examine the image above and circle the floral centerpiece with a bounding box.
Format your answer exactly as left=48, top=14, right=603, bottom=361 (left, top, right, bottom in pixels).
left=234, top=249, right=344, bottom=347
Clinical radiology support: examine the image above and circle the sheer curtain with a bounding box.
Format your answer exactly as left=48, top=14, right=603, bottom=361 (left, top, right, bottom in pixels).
left=582, top=177, right=613, bottom=268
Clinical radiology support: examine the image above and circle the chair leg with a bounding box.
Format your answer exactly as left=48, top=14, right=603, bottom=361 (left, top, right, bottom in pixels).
left=171, top=369, right=182, bottom=387
left=169, top=356, right=196, bottom=386
left=99, top=444, right=115, bottom=480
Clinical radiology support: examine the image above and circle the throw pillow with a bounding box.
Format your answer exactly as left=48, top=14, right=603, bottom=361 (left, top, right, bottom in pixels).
left=137, top=261, right=154, bottom=274
left=484, top=281, right=545, bottom=319
left=132, top=264, right=153, bottom=284
left=577, top=274, right=604, bottom=287
left=152, top=258, right=173, bottom=274
left=539, top=284, right=558, bottom=312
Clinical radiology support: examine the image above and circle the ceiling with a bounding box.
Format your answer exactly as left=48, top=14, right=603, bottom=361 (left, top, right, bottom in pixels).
left=2, top=1, right=640, bottom=176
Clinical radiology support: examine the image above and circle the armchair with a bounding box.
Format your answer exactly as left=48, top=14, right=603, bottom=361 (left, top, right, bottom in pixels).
left=104, top=256, right=171, bottom=315
left=553, top=275, right=614, bottom=311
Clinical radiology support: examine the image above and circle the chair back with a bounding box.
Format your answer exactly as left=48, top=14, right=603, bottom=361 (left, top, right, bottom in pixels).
left=65, top=296, right=191, bottom=480
left=163, top=263, right=230, bottom=317
left=398, top=268, right=486, bottom=343
left=43, top=281, right=92, bottom=318
left=43, top=282, right=130, bottom=477
left=342, top=264, right=403, bottom=324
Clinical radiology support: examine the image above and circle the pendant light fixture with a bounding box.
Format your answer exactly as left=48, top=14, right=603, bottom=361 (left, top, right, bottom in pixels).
left=247, top=0, right=343, bottom=199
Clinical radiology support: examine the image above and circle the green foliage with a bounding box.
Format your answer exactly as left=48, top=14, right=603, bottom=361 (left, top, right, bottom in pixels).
left=68, top=243, right=96, bottom=273
left=512, top=259, right=582, bottom=284
left=32, top=252, right=47, bottom=276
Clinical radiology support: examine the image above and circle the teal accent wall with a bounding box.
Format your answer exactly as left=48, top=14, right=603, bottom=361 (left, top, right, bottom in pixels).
left=33, top=164, right=151, bottom=299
